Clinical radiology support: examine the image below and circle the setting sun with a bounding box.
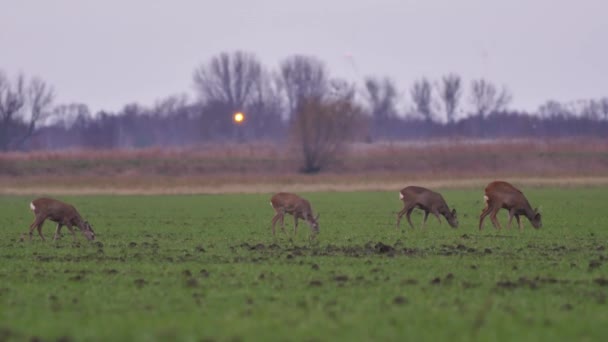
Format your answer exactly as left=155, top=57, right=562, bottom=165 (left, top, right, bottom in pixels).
left=233, top=112, right=245, bottom=124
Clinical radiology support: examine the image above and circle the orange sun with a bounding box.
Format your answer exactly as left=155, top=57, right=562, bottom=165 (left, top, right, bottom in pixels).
left=233, top=112, right=245, bottom=124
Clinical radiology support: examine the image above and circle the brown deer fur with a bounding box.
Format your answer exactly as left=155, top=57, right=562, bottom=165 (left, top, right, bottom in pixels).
left=270, top=192, right=319, bottom=237
left=479, top=181, right=542, bottom=231
left=26, top=197, right=96, bottom=241
left=397, top=186, right=458, bottom=229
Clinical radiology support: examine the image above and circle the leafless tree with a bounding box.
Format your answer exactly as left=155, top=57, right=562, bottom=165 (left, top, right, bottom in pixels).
left=279, top=55, right=329, bottom=120
left=193, top=51, right=262, bottom=110
left=437, top=73, right=462, bottom=123
left=469, top=79, right=512, bottom=117
left=52, top=103, right=91, bottom=128
left=193, top=51, right=289, bottom=141
left=244, top=70, right=285, bottom=140
left=153, top=94, right=189, bottom=117
left=537, top=100, right=573, bottom=118
left=581, top=100, right=599, bottom=119
left=365, top=77, right=398, bottom=136
left=290, top=81, right=363, bottom=173
left=410, top=78, right=434, bottom=122
left=0, top=72, right=55, bottom=151
left=601, top=98, right=608, bottom=120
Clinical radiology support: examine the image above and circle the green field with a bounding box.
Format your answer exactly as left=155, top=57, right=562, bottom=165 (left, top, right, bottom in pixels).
left=1, top=188, right=607, bottom=341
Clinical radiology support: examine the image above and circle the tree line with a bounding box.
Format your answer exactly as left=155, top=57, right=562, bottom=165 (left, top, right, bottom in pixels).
left=1, top=51, right=608, bottom=171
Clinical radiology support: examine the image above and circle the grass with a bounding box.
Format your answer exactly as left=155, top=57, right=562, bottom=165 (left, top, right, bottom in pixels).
left=0, top=188, right=607, bottom=341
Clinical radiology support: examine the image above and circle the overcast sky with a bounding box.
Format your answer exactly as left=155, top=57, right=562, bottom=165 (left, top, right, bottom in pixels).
left=1, top=0, right=606, bottom=114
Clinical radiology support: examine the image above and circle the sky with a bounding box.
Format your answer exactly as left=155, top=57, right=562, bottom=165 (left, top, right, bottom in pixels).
left=1, top=0, right=606, bottom=115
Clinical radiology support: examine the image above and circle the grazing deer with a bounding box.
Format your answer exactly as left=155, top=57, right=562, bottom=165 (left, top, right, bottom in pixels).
left=270, top=192, right=319, bottom=237
left=397, top=186, right=458, bottom=229
left=25, top=198, right=96, bottom=241
left=479, top=181, right=542, bottom=231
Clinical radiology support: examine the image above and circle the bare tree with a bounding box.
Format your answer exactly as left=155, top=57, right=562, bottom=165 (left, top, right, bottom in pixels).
left=437, top=73, right=462, bottom=123
left=0, top=72, right=55, bottom=151
left=601, top=98, right=608, bottom=120
left=410, top=78, right=434, bottom=122
left=290, top=81, right=363, bottom=173
left=279, top=55, right=329, bottom=120
left=245, top=70, right=285, bottom=140
left=153, top=94, right=189, bottom=117
left=580, top=99, right=608, bottom=120
left=52, top=103, right=91, bottom=128
left=193, top=51, right=262, bottom=110
left=469, top=79, right=512, bottom=117
left=365, top=76, right=398, bottom=138
left=538, top=100, right=573, bottom=118
left=193, top=51, right=283, bottom=140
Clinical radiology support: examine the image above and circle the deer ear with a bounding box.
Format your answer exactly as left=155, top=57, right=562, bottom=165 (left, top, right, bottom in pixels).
left=452, top=208, right=457, bottom=216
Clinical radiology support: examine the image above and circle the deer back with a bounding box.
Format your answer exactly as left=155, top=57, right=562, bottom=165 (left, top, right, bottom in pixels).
left=273, top=192, right=312, bottom=214
left=485, top=181, right=530, bottom=209
left=400, top=186, right=446, bottom=209
left=32, top=198, right=83, bottom=225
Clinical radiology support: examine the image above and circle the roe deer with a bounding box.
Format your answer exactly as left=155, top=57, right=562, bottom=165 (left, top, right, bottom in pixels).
left=479, top=181, right=542, bottom=231
left=26, top=198, right=96, bottom=241
left=397, top=186, right=458, bottom=229
left=270, top=192, right=319, bottom=237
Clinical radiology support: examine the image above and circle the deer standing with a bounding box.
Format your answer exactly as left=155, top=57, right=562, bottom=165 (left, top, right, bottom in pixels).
left=479, top=181, right=542, bottom=231
left=270, top=192, right=319, bottom=238
left=25, top=197, right=96, bottom=241
left=396, top=186, right=458, bottom=229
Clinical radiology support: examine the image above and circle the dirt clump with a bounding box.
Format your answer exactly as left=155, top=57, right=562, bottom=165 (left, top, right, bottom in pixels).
left=134, top=278, right=147, bottom=288
left=393, top=296, right=408, bottom=305
left=374, top=242, right=395, bottom=254
left=309, top=280, right=323, bottom=287
left=594, top=278, right=608, bottom=286
left=334, top=275, right=349, bottom=282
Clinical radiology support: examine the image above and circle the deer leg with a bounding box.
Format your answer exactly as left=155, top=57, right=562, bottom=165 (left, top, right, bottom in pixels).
left=280, top=213, right=286, bottom=233
left=396, top=206, right=408, bottom=229
left=36, top=223, right=46, bottom=241
left=28, top=216, right=45, bottom=241
left=293, top=216, right=298, bottom=235
left=66, top=225, right=77, bottom=240
left=507, top=209, right=515, bottom=229
left=516, top=215, right=523, bottom=231
left=490, top=208, right=503, bottom=230
left=271, top=215, right=277, bottom=235
left=33, top=218, right=46, bottom=241
left=28, top=222, right=37, bottom=241
left=271, top=213, right=281, bottom=235
left=432, top=210, right=442, bottom=225
left=53, top=224, right=63, bottom=241
left=421, top=211, right=430, bottom=229
left=405, top=208, right=415, bottom=229
left=397, top=203, right=414, bottom=229
left=479, top=206, right=492, bottom=230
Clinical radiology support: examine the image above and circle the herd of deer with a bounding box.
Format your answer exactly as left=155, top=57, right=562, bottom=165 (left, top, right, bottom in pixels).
left=22, top=180, right=542, bottom=242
